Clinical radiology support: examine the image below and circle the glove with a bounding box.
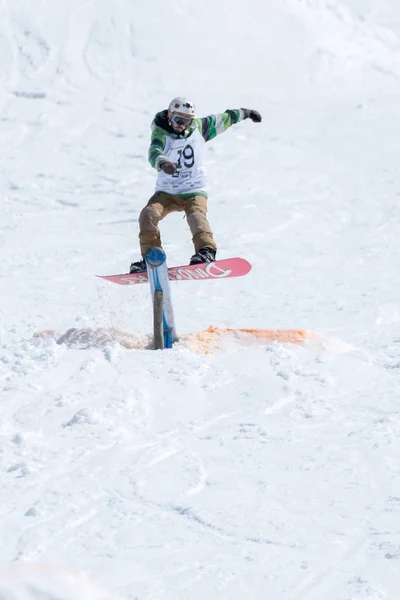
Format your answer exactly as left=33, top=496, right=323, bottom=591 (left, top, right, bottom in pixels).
left=249, top=110, right=262, bottom=122
left=160, top=161, right=177, bottom=175
left=244, top=109, right=262, bottom=123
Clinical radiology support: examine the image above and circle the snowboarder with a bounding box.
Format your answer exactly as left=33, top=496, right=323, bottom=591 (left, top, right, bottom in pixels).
left=129, top=97, right=262, bottom=273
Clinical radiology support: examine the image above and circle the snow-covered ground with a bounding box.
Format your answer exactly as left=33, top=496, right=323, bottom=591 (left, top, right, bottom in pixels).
left=1, top=1, right=400, bottom=598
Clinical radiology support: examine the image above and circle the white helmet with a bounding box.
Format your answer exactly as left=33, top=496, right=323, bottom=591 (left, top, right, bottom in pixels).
left=168, top=97, right=196, bottom=123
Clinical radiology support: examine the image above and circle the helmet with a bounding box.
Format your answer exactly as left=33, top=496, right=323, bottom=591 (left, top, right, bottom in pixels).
left=168, top=97, right=195, bottom=125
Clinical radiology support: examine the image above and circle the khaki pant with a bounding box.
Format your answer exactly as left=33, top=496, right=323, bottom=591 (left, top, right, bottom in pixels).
left=139, top=192, right=217, bottom=257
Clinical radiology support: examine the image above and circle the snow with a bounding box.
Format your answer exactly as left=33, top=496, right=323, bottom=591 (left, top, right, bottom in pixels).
left=1, top=0, right=400, bottom=598
left=0, top=564, right=112, bottom=600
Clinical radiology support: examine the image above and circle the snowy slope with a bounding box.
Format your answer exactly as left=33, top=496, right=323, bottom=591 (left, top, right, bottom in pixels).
left=1, top=1, right=400, bottom=599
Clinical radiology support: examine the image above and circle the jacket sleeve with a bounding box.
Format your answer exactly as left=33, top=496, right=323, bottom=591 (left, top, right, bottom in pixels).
left=195, top=109, right=250, bottom=142
left=148, top=125, right=169, bottom=170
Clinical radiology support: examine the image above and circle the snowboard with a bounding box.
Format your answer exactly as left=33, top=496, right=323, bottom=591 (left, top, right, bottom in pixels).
left=97, top=257, right=251, bottom=286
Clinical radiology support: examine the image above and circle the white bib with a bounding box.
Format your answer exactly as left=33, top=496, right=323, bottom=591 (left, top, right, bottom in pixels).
left=155, top=128, right=207, bottom=195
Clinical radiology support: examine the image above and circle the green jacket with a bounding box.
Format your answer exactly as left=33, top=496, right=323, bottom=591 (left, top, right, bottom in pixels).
left=148, top=108, right=250, bottom=171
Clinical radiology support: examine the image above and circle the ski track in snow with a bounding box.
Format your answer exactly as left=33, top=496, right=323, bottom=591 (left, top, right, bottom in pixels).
left=1, top=1, right=400, bottom=599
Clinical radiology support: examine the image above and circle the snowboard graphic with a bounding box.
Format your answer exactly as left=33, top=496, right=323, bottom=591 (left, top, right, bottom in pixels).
left=97, top=257, right=251, bottom=286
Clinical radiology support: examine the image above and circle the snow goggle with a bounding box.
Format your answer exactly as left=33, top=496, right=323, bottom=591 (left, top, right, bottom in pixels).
left=170, top=113, right=193, bottom=127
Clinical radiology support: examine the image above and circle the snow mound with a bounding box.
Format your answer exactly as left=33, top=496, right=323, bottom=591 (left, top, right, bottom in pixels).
left=34, top=328, right=151, bottom=350
left=0, top=564, right=114, bottom=600
left=34, top=325, right=354, bottom=355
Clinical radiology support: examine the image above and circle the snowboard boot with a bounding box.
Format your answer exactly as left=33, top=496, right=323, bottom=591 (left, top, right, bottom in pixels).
left=129, top=258, right=146, bottom=274
left=189, top=247, right=216, bottom=265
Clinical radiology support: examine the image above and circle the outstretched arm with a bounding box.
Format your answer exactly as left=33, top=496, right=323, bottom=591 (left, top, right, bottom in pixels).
left=195, top=108, right=262, bottom=142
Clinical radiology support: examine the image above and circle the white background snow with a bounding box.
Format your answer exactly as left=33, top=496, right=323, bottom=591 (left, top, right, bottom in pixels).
left=1, top=0, right=400, bottom=598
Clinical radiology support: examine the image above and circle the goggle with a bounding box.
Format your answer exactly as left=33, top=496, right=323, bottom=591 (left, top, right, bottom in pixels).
left=170, top=113, right=193, bottom=127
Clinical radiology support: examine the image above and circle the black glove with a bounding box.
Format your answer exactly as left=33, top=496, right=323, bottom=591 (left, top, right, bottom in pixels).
left=246, top=109, right=262, bottom=123
left=160, top=161, right=177, bottom=175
